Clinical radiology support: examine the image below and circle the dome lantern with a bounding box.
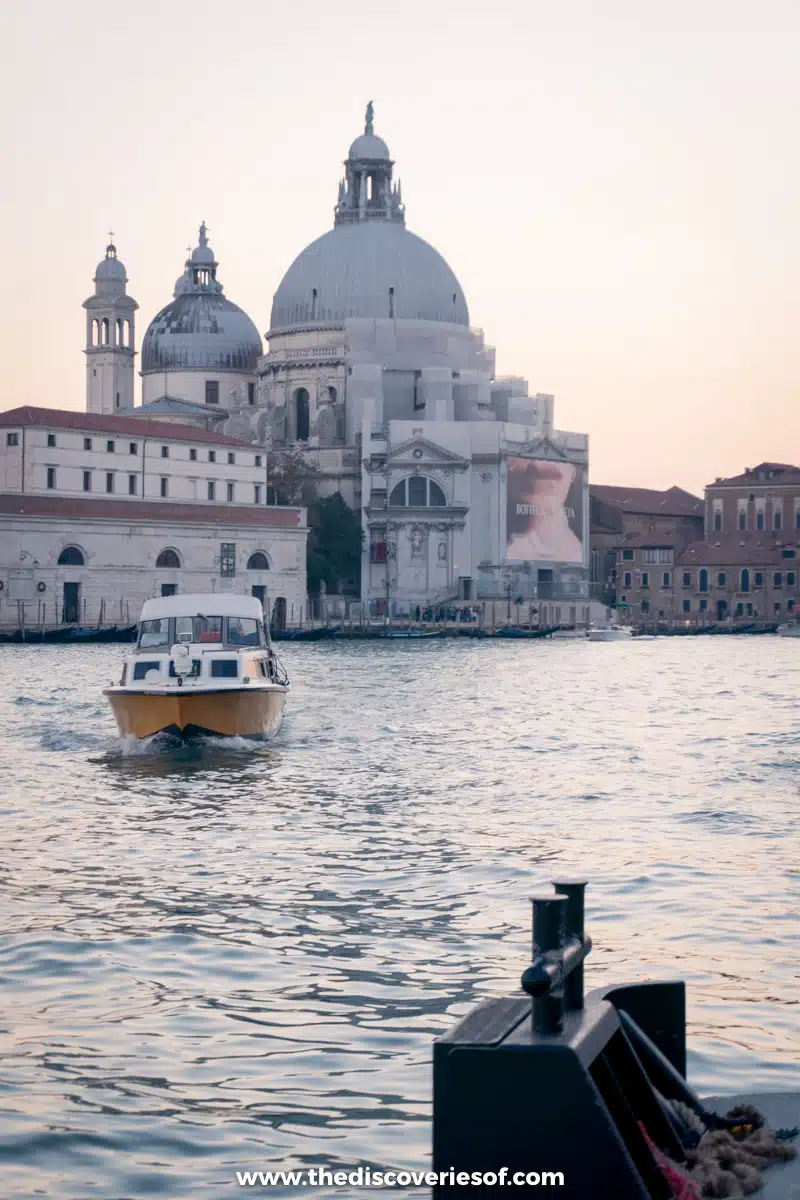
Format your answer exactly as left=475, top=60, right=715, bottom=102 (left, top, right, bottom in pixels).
left=335, top=102, right=404, bottom=228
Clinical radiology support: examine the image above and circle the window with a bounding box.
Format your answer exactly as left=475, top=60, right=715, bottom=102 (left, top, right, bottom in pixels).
left=756, top=510, right=765, bottom=530
left=682, top=572, right=692, bottom=587
left=208, top=450, right=216, bottom=463
left=128, top=474, right=137, bottom=495
left=774, top=509, right=782, bottom=530
left=160, top=584, right=177, bottom=597
left=129, top=442, right=138, bottom=455
left=641, top=572, right=649, bottom=589
left=718, top=572, right=727, bottom=587
left=796, top=509, right=800, bottom=530
left=227, top=618, right=260, bottom=646
left=47, top=433, right=56, bottom=447
left=713, top=512, right=722, bottom=531
left=254, top=484, right=262, bottom=504
left=207, top=481, right=216, bottom=501
left=116, top=392, right=121, bottom=409
left=57, top=546, right=84, bottom=565
left=699, top=598, right=708, bottom=612
left=247, top=552, right=269, bottom=570
left=133, top=661, right=161, bottom=680
left=738, top=511, right=746, bottom=530
left=622, top=549, right=634, bottom=561
left=6, top=432, right=18, bottom=446
left=389, top=477, right=447, bottom=507
left=736, top=602, right=744, bottom=617
left=294, top=388, right=310, bottom=441
left=210, top=659, right=238, bottom=678
left=623, top=572, right=632, bottom=588
left=106, top=473, right=114, bottom=493
left=642, top=599, right=650, bottom=613
left=741, top=568, right=750, bottom=593
left=774, top=572, right=782, bottom=588
left=699, top=569, right=709, bottom=593
left=139, top=619, right=169, bottom=648
left=107, top=440, right=115, bottom=453
left=227, top=482, right=234, bottom=502
left=220, top=542, right=236, bottom=577
left=161, top=445, right=169, bottom=458
left=175, top=615, right=223, bottom=643
left=683, top=599, right=691, bottom=613
left=156, top=549, right=180, bottom=568
left=255, top=455, right=262, bottom=467
left=160, top=477, right=168, bottom=498
left=370, top=528, right=387, bottom=563
left=227, top=452, right=235, bottom=465
left=781, top=548, right=796, bottom=559
left=46, top=467, right=56, bottom=489
left=189, top=448, right=197, bottom=461
left=206, top=380, right=219, bottom=405
left=642, top=548, right=673, bottom=564
left=83, top=471, right=91, bottom=492
left=754, top=572, right=763, bottom=587
left=788, top=572, right=796, bottom=587
left=775, top=601, right=782, bottom=613
left=662, top=572, right=671, bottom=588
left=248, top=382, right=255, bottom=406
left=83, top=437, right=92, bottom=451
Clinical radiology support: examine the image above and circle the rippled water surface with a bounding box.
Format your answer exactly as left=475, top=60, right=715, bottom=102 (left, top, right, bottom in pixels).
left=0, top=638, right=798, bottom=1197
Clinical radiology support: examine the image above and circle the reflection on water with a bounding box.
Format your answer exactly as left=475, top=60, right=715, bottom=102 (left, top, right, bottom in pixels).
left=0, top=638, right=798, bottom=1198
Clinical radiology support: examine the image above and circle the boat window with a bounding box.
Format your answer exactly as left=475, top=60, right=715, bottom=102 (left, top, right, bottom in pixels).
left=169, top=659, right=201, bottom=678
left=133, top=661, right=161, bottom=680
left=210, top=660, right=238, bottom=678
left=174, top=615, right=223, bottom=642
left=139, top=619, right=170, bottom=648
left=227, top=617, right=260, bottom=646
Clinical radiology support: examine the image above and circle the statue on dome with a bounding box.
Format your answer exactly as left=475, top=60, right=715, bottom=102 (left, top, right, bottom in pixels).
left=199, top=221, right=208, bottom=247
left=365, top=101, right=374, bottom=135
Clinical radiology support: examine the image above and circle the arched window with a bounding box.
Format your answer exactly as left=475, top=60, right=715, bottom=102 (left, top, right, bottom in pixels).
left=101, top=318, right=109, bottom=346
left=247, top=552, right=270, bottom=570
left=294, top=388, right=310, bottom=441
left=156, top=549, right=181, bottom=568
left=125, top=319, right=132, bottom=346
left=328, top=386, right=337, bottom=404
left=58, top=546, right=85, bottom=566
left=698, top=568, right=708, bottom=593
left=116, top=318, right=124, bottom=346
left=389, top=477, right=447, bottom=507
left=740, top=568, right=750, bottom=593
left=91, top=319, right=99, bottom=346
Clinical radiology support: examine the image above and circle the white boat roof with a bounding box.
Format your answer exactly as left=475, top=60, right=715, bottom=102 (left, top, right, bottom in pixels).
left=140, top=593, right=264, bottom=622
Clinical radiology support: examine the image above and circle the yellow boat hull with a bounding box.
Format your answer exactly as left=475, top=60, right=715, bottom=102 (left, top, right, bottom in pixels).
left=104, top=686, right=287, bottom=740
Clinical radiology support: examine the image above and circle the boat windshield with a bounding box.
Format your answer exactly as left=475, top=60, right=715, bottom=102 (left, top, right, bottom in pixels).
left=139, top=618, right=170, bottom=648
left=175, top=615, right=223, bottom=643
left=227, top=617, right=260, bottom=646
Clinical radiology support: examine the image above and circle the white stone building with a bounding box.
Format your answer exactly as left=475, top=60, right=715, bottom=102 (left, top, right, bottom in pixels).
left=0, top=408, right=307, bottom=629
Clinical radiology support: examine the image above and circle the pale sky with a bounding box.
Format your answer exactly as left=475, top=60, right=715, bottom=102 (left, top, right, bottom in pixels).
left=1, top=0, right=798, bottom=496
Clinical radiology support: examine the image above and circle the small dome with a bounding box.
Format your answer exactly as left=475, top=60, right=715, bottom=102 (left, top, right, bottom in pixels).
left=348, top=133, right=390, bottom=161
left=191, top=244, right=215, bottom=265
left=142, top=292, right=262, bottom=374
left=95, top=246, right=126, bottom=281
left=270, top=220, right=469, bottom=329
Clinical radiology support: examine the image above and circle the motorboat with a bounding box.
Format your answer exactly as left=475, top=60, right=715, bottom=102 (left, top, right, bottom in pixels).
left=586, top=624, right=633, bottom=642
left=104, top=594, right=289, bottom=741
left=776, top=618, right=800, bottom=638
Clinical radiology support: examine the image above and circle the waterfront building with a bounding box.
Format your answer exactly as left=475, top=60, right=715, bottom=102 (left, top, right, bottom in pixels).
left=611, top=463, right=799, bottom=624
left=590, top=485, right=703, bottom=606
left=0, top=408, right=307, bottom=628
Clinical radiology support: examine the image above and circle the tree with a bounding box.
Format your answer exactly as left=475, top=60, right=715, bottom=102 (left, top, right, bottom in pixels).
left=267, top=446, right=321, bottom=505
left=307, top=493, right=363, bottom=596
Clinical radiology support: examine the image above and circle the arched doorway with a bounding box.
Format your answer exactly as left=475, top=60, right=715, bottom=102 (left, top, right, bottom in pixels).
left=294, top=389, right=310, bottom=441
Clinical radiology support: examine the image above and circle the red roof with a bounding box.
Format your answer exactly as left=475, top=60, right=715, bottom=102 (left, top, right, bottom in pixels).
left=0, top=406, right=256, bottom=448
left=675, top=536, right=796, bottom=566
left=0, top=493, right=304, bottom=529
left=706, top=462, right=800, bottom=488
left=590, top=484, right=703, bottom=517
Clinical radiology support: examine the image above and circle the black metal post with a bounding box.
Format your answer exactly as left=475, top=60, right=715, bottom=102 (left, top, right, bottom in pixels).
left=552, top=879, right=587, bottom=1011
left=528, top=894, right=567, bottom=1034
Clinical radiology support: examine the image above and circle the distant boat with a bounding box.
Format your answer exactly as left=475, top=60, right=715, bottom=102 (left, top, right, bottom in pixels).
left=382, top=628, right=443, bottom=640
left=587, top=625, right=633, bottom=642
left=776, top=619, right=800, bottom=638
left=272, top=626, right=340, bottom=642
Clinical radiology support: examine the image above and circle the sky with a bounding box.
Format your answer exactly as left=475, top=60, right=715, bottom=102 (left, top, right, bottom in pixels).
left=0, top=0, right=798, bottom=496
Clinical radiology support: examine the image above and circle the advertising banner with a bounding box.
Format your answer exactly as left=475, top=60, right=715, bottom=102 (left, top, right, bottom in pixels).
left=506, top=457, right=585, bottom=564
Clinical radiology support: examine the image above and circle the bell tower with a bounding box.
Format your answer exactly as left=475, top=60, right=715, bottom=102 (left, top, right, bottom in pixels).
left=83, top=237, right=138, bottom=414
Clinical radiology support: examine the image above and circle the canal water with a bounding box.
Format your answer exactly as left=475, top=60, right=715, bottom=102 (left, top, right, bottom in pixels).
left=0, top=638, right=797, bottom=1198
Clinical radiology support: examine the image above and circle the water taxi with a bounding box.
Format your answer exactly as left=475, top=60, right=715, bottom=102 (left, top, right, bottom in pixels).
left=587, top=624, right=633, bottom=641
left=104, top=594, right=289, bottom=741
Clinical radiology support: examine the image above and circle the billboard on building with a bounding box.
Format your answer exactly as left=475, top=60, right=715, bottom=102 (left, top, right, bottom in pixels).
left=506, top=457, right=585, bottom=564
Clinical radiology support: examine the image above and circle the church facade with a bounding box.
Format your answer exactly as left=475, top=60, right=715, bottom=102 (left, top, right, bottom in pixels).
left=77, top=105, right=591, bottom=616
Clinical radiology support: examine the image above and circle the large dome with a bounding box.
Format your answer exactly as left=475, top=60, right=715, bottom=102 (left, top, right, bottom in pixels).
left=141, top=224, right=262, bottom=375
left=270, top=220, right=469, bottom=329
left=142, top=292, right=262, bottom=373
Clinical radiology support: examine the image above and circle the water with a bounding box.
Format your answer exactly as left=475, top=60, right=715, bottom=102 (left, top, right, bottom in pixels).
left=0, top=638, right=797, bottom=1198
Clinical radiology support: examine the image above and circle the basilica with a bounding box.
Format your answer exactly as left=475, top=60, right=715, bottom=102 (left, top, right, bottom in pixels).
left=82, top=105, right=590, bottom=619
